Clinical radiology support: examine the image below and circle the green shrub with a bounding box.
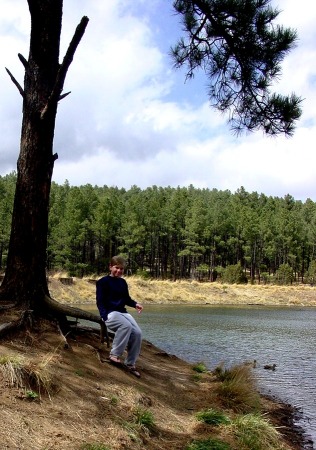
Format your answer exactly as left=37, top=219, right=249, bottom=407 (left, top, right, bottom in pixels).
left=25, top=390, right=39, bottom=400
left=186, top=438, right=231, bottom=450
left=192, top=362, right=208, bottom=373
left=135, top=269, right=150, bottom=279
left=260, top=272, right=270, bottom=284
left=222, top=263, right=247, bottom=284
left=215, top=266, right=224, bottom=278
left=195, top=264, right=210, bottom=281
left=306, top=260, right=316, bottom=286
left=196, top=408, right=230, bottom=426
left=275, top=263, right=293, bottom=285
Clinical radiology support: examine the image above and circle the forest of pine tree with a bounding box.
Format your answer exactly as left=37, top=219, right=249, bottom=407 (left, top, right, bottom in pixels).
left=1, top=172, right=316, bottom=284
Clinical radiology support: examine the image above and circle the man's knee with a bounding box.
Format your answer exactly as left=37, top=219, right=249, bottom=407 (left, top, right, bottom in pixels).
left=134, top=328, right=142, bottom=339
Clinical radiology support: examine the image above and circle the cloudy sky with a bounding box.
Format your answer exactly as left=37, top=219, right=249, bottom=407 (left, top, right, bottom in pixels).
left=1, top=0, right=315, bottom=201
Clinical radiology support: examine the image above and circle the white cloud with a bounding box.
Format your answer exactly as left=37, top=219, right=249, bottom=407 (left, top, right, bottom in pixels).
left=1, top=0, right=316, bottom=201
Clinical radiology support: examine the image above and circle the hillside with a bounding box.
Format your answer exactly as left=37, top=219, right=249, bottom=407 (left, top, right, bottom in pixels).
left=0, top=321, right=306, bottom=450
left=0, top=278, right=313, bottom=449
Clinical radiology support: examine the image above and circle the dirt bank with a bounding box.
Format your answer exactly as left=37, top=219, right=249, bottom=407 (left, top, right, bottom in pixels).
left=0, top=322, right=308, bottom=450
left=0, top=278, right=313, bottom=449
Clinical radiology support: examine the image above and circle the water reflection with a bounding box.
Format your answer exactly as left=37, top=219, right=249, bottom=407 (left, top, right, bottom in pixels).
left=83, top=304, right=316, bottom=447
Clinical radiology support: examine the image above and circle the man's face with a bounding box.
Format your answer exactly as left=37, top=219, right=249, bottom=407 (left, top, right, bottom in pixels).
left=109, top=264, right=124, bottom=278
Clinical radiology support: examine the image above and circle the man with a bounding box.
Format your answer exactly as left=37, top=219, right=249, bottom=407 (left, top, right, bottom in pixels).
left=96, top=255, right=143, bottom=377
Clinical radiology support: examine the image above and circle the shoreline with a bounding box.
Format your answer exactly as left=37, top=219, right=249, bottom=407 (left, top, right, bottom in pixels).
left=49, top=276, right=316, bottom=308
left=262, top=394, right=314, bottom=450
left=259, top=392, right=314, bottom=450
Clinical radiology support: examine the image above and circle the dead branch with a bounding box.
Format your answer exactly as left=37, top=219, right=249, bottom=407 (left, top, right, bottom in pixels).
left=59, top=91, right=71, bottom=101
left=5, top=68, right=24, bottom=97
left=18, top=53, right=28, bottom=69
left=41, top=16, right=89, bottom=119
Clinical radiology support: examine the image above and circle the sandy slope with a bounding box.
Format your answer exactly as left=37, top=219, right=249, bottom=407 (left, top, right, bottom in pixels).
left=0, top=320, right=306, bottom=450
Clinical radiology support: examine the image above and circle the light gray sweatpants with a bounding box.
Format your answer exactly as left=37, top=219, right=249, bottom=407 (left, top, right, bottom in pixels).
left=105, top=311, right=142, bottom=366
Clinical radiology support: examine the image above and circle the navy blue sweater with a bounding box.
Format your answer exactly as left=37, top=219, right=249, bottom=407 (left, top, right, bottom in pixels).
left=96, top=275, right=137, bottom=321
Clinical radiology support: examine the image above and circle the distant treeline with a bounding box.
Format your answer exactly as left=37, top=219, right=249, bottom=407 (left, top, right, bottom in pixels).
left=1, top=172, right=316, bottom=284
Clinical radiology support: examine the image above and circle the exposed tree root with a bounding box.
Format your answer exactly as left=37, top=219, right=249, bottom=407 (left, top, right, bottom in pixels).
left=0, top=295, right=109, bottom=347
left=43, top=295, right=109, bottom=346
left=0, top=304, right=16, bottom=311
left=0, top=309, right=33, bottom=337
left=0, top=319, right=23, bottom=337
left=56, top=322, right=72, bottom=350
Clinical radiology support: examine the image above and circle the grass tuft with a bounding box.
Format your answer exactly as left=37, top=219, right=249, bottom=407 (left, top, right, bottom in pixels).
left=214, top=364, right=261, bottom=413
left=133, top=407, right=155, bottom=430
left=192, top=373, right=203, bottom=382
left=0, top=354, right=26, bottom=388
left=110, top=396, right=118, bottom=406
left=186, top=437, right=231, bottom=450
left=225, top=413, right=286, bottom=450
left=80, top=444, right=110, bottom=450
left=192, top=362, right=208, bottom=373
left=196, top=408, right=230, bottom=426
left=0, top=351, right=58, bottom=398
left=25, top=389, right=39, bottom=400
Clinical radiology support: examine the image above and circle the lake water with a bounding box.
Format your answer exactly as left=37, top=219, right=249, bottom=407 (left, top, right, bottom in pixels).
left=83, top=304, right=316, bottom=448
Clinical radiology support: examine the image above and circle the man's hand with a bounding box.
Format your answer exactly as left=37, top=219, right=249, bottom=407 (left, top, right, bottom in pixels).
left=136, top=303, right=143, bottom=314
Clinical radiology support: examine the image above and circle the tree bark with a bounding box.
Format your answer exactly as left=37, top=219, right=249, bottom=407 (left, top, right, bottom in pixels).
left=0, top=1, right=90, bottom=327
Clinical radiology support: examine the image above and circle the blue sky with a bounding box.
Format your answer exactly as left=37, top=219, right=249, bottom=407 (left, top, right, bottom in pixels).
left=1, top=0, right=316, bottom=201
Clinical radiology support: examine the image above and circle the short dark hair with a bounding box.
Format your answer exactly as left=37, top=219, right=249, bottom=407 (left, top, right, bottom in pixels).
left=110, top=255, right=126, bottom=268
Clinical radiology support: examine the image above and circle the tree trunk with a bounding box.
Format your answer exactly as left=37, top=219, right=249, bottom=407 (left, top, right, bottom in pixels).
left=1, top=0, right=63, bottom=309
left=0, top=1, right=98, bottom=334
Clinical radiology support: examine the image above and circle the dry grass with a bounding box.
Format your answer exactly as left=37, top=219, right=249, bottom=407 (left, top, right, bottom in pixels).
left=0, top=354, right=26, bottom=388
left=0, top=350, right=58, bottom=398
left=48, top=275, right=316, bottom=307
